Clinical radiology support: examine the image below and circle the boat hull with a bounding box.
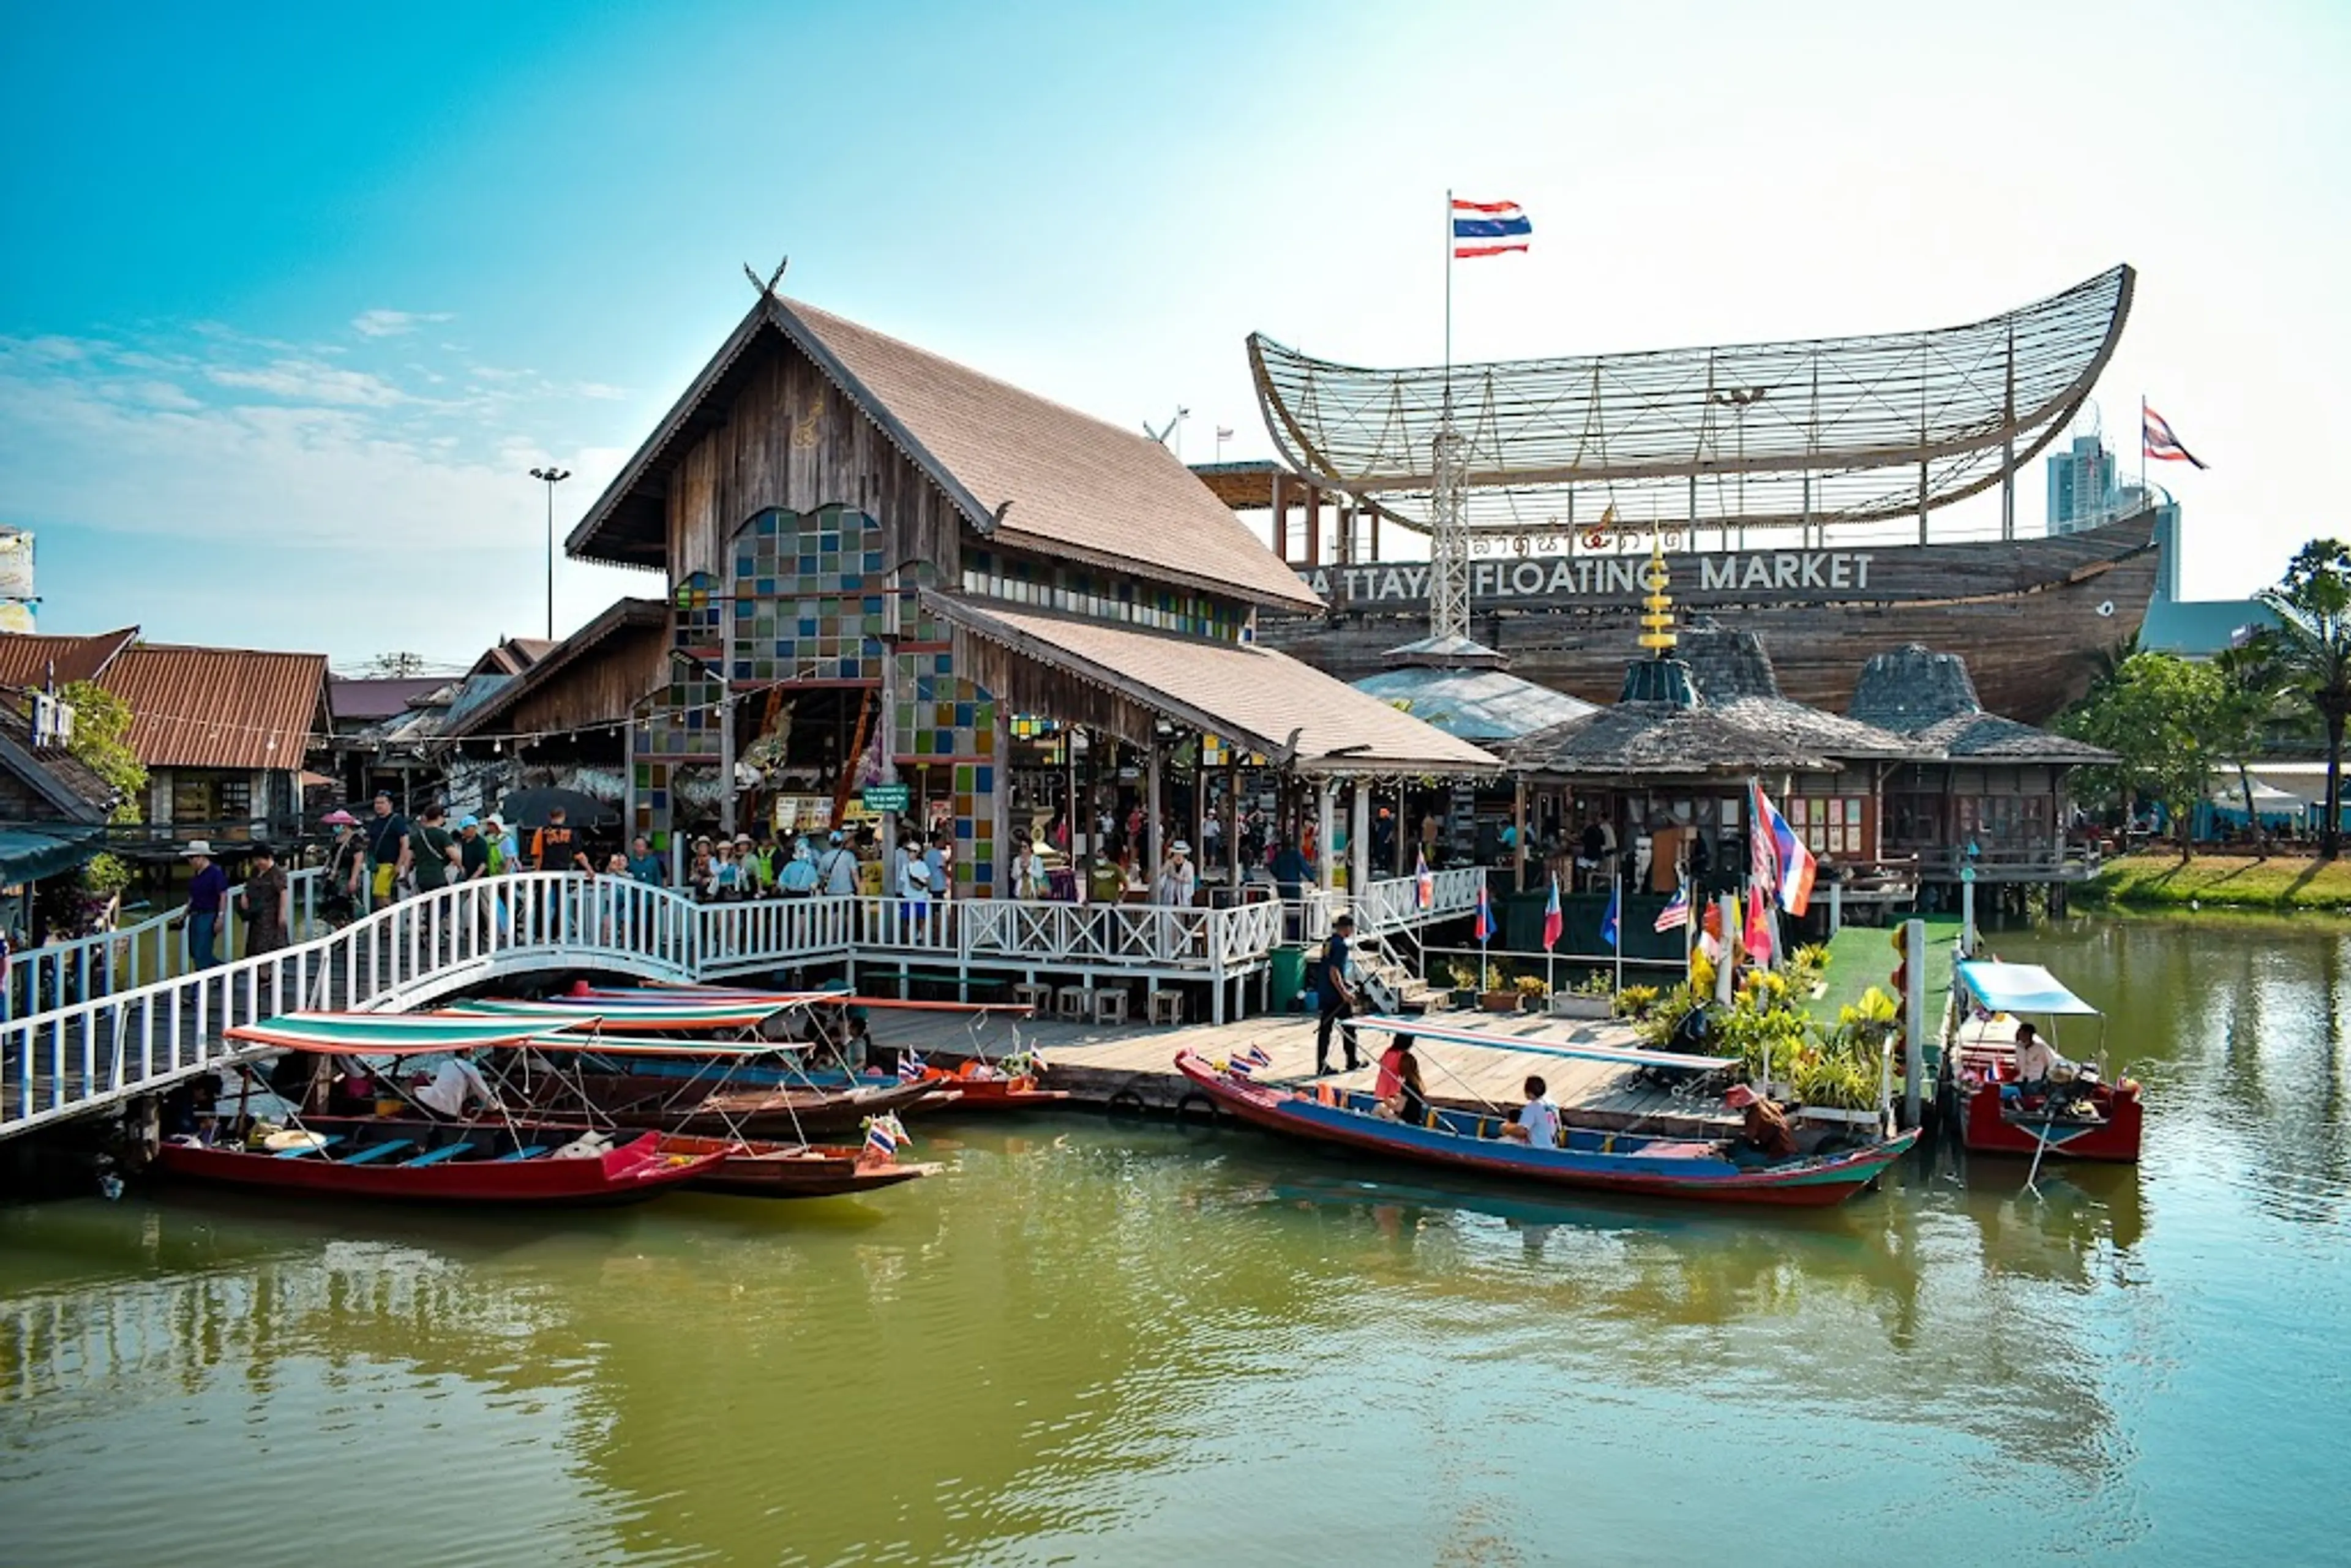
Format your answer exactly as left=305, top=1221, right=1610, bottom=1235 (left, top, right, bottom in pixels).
left=557, top=1073, right=945, bottom=1138
left=653, top=1133, right=939, bottom=1198
left=152, top=1122, right=721, bottom=1206
left=1952, top=1080, right=2143, bottom=1163
left=1261, top=513, right=2161, bottom=725
left=1175, top=1053, right=1913, bottom=1206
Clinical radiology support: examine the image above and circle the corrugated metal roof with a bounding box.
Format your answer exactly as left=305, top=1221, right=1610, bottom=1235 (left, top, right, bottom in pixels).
left=100, top=644, right=329, bottom=771
left=930, top=595, right=1496, bottom=774
left=329, top=676, right=447, bottom=722
left=0, top=627, right=138, bottom=688
left=1349, top=666, right=1595, bottom=743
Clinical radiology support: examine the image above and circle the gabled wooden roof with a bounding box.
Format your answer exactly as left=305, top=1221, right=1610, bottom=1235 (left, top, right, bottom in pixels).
left=569, top=294, right=1323, bottom=612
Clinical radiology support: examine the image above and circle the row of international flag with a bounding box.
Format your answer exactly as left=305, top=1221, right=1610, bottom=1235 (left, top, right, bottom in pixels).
left=1458, top=782, right=1820, bottom=955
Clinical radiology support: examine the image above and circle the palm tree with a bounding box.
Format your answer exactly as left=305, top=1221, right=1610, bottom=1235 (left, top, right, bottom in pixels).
left=2259, top=540, right=2351, bottom=857
left=2213, top=634, right=2294, bottom=858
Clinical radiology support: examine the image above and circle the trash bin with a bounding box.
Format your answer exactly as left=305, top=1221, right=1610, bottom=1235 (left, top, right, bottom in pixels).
left=1270, top=943, right=1309, bottom=1013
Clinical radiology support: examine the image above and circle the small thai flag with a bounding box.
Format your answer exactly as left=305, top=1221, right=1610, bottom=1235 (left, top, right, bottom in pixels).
left=1541, top=874, right=1563, bottom=952
left=1452, top=198, right=1531, bottom=258
left=1239, top=1045, right=1273, bottom=1068
left=1227, top=1055, right=1257, bottom=1080
left=1414, top=850, right=1434, bottom=911
left=863, top=1114, right=906, bottom=1161
left=896, top=1049, right=926, bottom=1084
left=2143, top=405, right=2208, bottom=469
left=1472, top=882, right=1494, bottom=943
left=1654, top=880, right=1692, bottom=933
left=1599, top=883, right=1621, bottom=951
left=1750, top=782, right=1817, bottom=917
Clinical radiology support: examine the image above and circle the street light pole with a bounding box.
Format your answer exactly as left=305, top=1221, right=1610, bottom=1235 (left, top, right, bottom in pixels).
left=530, top=467, right=571, bottom=640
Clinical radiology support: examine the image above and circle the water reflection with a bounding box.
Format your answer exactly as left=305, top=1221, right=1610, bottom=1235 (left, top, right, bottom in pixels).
left=5, top=913, right=2350, bottom=1566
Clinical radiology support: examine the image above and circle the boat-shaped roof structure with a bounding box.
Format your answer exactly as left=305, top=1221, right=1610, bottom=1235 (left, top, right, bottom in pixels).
left=1248, top=264, right=2132, bottom=535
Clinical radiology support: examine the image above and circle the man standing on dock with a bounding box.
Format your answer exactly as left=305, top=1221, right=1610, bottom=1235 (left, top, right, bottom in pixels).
left=1314, top=912, right=1363, bottom=1076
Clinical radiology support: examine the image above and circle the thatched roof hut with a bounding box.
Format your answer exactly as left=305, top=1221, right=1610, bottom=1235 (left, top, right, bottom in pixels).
left=1848, top=644, right=2115, bottom=764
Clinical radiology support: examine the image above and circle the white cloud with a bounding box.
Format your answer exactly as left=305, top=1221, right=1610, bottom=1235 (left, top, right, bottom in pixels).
left=205, top=358, right=411, bottom=407
left=351, top=308, right=454, bottom=339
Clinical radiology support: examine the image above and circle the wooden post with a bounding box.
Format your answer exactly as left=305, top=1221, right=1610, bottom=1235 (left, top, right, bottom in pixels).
left=1269, top=468, right=1284, bottom=563
left=1316, top=779, right=1336, bottom=891
left=1146, top=738, right=1162, bottom=883
left=1513, top=778, right=1528, bottom=892
left=1227, top=760, right=1242, bottom=889
left=1304, top=484, right=1319, bottom=566
left=1350, top=780, right=1370, bottom=904
left=992, top=708, right=1013, bottom=897
left=1902, top=915, right=1927, bottom=1128
left=1368, top=508, right=1381, bottom=561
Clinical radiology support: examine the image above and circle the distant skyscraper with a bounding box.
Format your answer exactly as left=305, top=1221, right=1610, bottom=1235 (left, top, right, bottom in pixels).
left=2046, top=435, right=2178, bottom=601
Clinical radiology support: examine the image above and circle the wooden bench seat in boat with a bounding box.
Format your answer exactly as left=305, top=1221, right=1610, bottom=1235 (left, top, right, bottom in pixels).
left=338, top=1140, right=414, bottom=1165
left=403, top=1142, right=476, bottom=1167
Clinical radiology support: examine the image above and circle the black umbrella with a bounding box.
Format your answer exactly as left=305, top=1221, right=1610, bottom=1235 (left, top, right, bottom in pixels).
left=494, top=787, right=620, bottom=831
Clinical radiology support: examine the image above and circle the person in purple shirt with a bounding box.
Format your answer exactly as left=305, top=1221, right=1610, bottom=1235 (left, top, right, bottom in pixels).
left=181, top=840, right=230, bottom=969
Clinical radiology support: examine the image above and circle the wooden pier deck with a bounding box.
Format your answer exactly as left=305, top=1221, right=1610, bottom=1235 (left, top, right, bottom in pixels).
left=868, top=1005, right=1738, bottom=1136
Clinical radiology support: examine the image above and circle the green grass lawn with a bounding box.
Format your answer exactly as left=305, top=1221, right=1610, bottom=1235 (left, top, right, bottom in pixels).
left=1814, top=913, right=1965, bottom=1016
left=2082, top=852, right=2351, bottom=911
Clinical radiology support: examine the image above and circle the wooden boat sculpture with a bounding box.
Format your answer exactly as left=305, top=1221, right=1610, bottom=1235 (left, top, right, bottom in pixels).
left=1940, top=959, right=2143, bottom=1164
left=1173, top=1045, right=1916, bottom=1207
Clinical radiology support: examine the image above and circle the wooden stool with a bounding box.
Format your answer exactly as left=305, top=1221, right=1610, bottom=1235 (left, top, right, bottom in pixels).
left=1011, top=981, right=1054, bottom=1015
left=1056, top=985, right=1092, bottom=1021
left=1090, top=989, right=1130, bottom=1026
left=1147, top=989, right=1185, bottom=1026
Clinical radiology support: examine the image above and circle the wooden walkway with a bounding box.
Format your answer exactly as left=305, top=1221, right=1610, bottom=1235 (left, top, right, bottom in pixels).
left=869, top=1005, right=1738, bottom=1136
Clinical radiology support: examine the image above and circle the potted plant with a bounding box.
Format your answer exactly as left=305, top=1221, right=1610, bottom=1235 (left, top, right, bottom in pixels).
left=1613, top=984, right=1662, bottom=1021
left=1478, top=966, right=1524, bottom=1013
left=1550, top=971, right=1614, bottom=1019
left=1441, top=960, right=1480, bottom=1010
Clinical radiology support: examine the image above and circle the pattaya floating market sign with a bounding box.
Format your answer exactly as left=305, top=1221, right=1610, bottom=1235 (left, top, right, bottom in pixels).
left=1297, top=549, right=1890, bottom=609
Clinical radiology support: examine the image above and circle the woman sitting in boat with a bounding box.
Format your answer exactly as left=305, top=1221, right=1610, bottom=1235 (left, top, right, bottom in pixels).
left=1374, top=1046, right=1431, bottom=1125
left=1722, top=1084, right=1798, bottom=1165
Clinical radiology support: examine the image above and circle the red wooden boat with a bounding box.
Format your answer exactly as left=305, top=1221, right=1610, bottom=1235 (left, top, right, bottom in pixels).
left=505, top=1033, right=950, bottom=1138
left=154, top=1117, right=722, bottom=1206
left=1174, top=1051, right=1915, bottom=1207
left=653, top=1133, right=940, bottom=1198
left=1942, top=960, right=2143, bottom=1164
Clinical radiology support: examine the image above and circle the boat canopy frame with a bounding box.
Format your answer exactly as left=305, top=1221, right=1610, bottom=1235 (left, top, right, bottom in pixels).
left=1248, top=264, right=2132, bottom=536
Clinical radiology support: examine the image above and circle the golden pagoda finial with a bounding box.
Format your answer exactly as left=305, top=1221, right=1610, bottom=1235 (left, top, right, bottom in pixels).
left=1638, top=531, right=1677, bottom=655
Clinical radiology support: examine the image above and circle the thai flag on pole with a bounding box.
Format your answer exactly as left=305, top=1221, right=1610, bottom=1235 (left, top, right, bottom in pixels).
left=1750, top=782, right=1818, bottom=916
left=1599, top=883, right=1621, bottom=950
left=863, top=1114, right=908, bottom=1161
left=1239, top=1044, right=1273, bottom=1068
left=1473, top=881, right=1494, bottom=943
left=1415, top=849, right=1435, bottom=910
left=1453, top=198, right=1531, bottom=258
left=896, top=1049, right=926, bottom=1084
left=2143, top=404, right=2208, bottom=469
left=1542, top=874, right=1563, bottom=951
left=1654, top=880, right=1692, bottom=933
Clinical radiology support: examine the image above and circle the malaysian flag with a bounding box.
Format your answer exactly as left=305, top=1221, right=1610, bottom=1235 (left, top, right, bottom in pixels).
left=1452, top=198, right=1531, bottom=258
left=2143, top=405, right=2208, bottom=469
left=1654, top=881, right=1692, bottom=933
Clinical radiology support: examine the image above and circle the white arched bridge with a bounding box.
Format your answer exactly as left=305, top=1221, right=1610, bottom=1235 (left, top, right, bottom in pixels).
left=0, top=866, right=1485, bottom=1143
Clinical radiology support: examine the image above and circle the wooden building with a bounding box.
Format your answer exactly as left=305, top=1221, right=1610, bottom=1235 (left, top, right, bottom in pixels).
left=0, top=630, right=328, bottom=854
left=564, top=287, right=1493, bottom=895
left=1847, top=644, right=2113, bottom=880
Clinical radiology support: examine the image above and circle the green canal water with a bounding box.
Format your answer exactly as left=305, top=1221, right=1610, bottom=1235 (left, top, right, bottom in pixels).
left=3, top=917, right=2347, bottom=1565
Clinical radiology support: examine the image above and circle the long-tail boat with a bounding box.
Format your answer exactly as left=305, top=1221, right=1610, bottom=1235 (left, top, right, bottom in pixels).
left=507, top=1033, right=945, bottom=1139
left=1940, top=959, right=2142, bottom=1164
left=1173, top=1018, right=1916, bottom=1207
left=157, top=1016, right=726, bottom=1206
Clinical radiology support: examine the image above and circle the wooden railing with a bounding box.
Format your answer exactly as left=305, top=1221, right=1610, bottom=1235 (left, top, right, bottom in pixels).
left=5, top=868, right=328, bottom=1020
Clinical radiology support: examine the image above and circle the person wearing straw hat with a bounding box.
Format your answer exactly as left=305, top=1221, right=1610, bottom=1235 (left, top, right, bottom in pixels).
left=178, top=841, right=229, bottom=969
left=1152, top=838, right=1198, bottom=909
left=321, top=809, right=364, bottom=923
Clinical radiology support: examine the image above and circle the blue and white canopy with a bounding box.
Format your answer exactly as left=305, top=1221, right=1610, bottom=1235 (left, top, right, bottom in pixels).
left=1955, top=961, right=2099, bottom=1018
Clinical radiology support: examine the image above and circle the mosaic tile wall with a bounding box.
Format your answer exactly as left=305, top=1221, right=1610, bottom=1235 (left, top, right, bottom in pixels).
left=636, top=508, right=1000, bottom=893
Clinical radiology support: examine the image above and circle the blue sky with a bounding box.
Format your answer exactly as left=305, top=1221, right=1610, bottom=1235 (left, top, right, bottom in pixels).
left=3, top=0, right=2345, bottom=664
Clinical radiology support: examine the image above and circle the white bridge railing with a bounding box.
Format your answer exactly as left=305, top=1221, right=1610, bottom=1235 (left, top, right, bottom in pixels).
left=5, top=868, right=328, bottom=1021
left=0, top=865, right=1484, bottom=1140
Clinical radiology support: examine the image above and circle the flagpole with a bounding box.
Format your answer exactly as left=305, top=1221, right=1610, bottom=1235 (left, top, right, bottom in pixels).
left=1443, top=187, right=1454, bottom=422
left=2139, top=394, right=2147, bottom=506
left=1613, top=868, right=1624, bottom=996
